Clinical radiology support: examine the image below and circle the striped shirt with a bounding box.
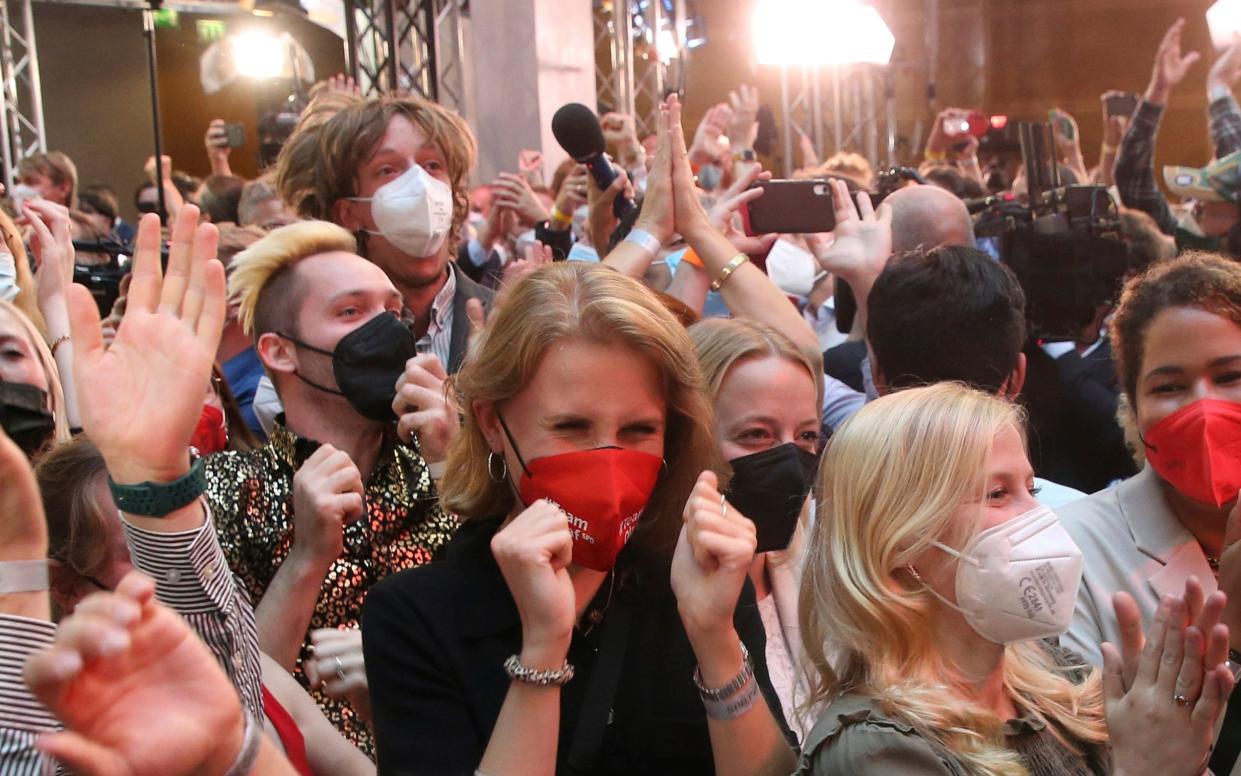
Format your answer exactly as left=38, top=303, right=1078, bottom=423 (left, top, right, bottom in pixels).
left=403, top=265, right=456, bottom=369
left=0, top=508, right=264, bottom=775
left=0, top=614, right=57, bottom=776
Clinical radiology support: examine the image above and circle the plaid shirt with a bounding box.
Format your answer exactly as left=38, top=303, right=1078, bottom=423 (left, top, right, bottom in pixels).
left=1211, top=93, right=1241, bottom=159
left=1115, top=99, right=1177, bottom=235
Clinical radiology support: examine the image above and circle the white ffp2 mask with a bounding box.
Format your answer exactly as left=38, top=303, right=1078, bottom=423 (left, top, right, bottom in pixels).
left=765, top=238, right=825, bottom=299
left=352, top=164, right=454, bottom=258
left=0, top=251, right=17, bottom=303
left=920, top=505, right=1083, bottom=645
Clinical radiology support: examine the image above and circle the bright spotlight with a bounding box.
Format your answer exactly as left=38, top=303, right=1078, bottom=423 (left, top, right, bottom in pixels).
left=1209, top=0, right=1241, bottom=49
left=657, top=27, right=679, bottom=63
left=232, top=30, right=286, bottom=79
left=754, top=0, right=894, bottom=66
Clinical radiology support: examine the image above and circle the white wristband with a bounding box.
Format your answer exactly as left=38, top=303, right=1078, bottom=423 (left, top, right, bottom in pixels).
left=624, top=227, right=663, bottom=256
left=0, top=560, right=48, bottom=594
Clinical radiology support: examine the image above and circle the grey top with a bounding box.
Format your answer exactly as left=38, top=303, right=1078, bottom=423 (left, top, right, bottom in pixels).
left=793, top=650, right=1109, bottom=775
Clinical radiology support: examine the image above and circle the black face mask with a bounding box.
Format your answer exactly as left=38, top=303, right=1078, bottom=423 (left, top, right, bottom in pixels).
left=0, top=381, right=55, bottom=457
left=726, top=442, right=819, bottom=552
left=259, top=142, right=284, bottom=169
left=279, top=312, right=416, bottom=422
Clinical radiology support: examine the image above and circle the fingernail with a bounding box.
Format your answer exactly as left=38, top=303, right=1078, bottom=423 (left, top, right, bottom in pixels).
left=48, top=650, right=82, bottom=680
left=98, top=629, right=130, bottom=656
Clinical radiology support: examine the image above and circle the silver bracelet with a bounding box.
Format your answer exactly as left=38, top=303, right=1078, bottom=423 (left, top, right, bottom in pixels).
left=222, top=712, right=260, bottom=776
left=504, top=654, right=575, bottom=686
left=701, top=673, right=761, bottom=720
left=693, top=642, right=753, bottom=702
left=623, top=227, right=663, bottom=256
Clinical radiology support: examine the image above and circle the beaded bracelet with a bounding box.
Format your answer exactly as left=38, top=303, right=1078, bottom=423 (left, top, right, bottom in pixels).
left=504, top=654, right=575, bottom=686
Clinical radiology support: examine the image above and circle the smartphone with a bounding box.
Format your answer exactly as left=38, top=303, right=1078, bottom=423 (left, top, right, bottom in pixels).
left=741, top=180, right=836, bottom=235
left=223, top=122, right=246, bottom=148
left=942, top=110, right=990, bottom=139
left=1103, top=93, right=1139, bottom=119
left=1050, top=112, right=1076, bottom=142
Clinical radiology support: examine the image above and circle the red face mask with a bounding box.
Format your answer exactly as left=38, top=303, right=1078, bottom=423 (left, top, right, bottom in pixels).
left=498, top=411, right=662, bottom=570
left=191, top=405, right=229, bottom=456
left=1143, top=398, right=1241, bottom=507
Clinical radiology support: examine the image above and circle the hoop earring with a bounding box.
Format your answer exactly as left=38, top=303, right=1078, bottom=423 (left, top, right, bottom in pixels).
left=487, top=451, right=508, bottom=483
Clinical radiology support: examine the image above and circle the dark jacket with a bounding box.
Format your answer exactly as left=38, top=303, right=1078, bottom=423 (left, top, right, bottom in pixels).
left=447, top=260, right=494, bottom=374
left=362, top=518, right=786, bottom=776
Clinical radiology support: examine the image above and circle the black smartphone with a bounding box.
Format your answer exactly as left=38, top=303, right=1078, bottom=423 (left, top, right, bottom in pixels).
left=1103, top=93, right=1139, bottom=119
left=223, top=122, right=246, bottom=148
left=741, top=180, right=836, bottom=235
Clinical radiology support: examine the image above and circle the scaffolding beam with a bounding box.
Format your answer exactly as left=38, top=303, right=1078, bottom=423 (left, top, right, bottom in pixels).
left=345, top=0, right=441, bottom=98
left=0, top=0, right=46, bottom=190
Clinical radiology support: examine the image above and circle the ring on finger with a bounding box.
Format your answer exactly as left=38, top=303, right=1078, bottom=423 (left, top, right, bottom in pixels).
left=1173, top=692, right=1191, bottom=707
left=334, top=655, right=347, bottom=682
left=719, top=493, right=728, bottom=520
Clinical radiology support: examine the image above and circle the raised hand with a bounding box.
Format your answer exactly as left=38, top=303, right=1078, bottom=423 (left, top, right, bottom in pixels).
left=671, top=471, right=757, bottom=642
left=518, top=149, right=545, bottom=187
left=586, top=166, right=632, bottom=251
left=323, top=73, right=361, bottom=97
left=493, top=173, right=550, bottom=228
left=392, top=353, right=459, bottom=464
left=689, top=102, right=733, bottom=166
left=1209, top=34, right=1241, bottom=93
left=552, top=164, right=589, bottom=217
left=666, top=95, right=716, bottom=244
left=727, top=84, right=760, bottom=151
left=290, top=444, right=365, bottom=572
left=306, top=627, right=371, bottom=722
left=631, top=101, right=675, bottom=245
left=501, top=239, right=554, bottom=289
left=706, top=162, right=778, bottom=256
left=203, top=119, right=232, bottom=176
left=24, top=572, right=250, bottom=776
left=1147, top=18, right=1201, bottom=106
left=490, top=499, right=576, bottom=668
left=25, top=199, right=75, bottom=304
left=601, top=112, right=643, bottom=167
left=1102, top=594, right=1233, bottom=776
left=66, top=207, right=224, bottom=485
left=806, top=178, right=893, bottom=288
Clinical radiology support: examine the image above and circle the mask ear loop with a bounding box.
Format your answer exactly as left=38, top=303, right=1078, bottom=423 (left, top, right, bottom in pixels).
left=275, top=333, right=346, bottom=398
left=494, top=409, right=532, bottom=477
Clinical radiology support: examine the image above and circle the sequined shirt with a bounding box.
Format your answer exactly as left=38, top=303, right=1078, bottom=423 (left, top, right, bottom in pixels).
left=206, top=419, right=459, bottom=755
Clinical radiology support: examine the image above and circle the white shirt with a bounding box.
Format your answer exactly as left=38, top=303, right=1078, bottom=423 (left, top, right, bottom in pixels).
left=411, top=267, right=456, bottom=369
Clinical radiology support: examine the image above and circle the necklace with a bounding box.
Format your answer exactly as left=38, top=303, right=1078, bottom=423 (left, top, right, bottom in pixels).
left=578, top=569, right=616, bottom=638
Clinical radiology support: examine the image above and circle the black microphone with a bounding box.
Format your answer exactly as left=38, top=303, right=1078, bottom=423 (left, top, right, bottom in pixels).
left=551, top=103, right=636, bottom=219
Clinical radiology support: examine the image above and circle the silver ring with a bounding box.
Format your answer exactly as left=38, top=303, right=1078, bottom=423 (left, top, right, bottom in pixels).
left=333, top=656, right=347, bottom=682
left=1173, top=692, right=1190, bottom=707
left=719, top=493, right=728, bottom=520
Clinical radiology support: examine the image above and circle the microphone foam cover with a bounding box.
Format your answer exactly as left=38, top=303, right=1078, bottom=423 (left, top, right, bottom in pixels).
left=552, top=103, right=607, bottom=161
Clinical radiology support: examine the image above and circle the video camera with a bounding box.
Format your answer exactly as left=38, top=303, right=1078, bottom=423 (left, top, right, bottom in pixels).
left=71, top=238, right=133, bottom=317
left=970, top=122, right=1130, bottom=341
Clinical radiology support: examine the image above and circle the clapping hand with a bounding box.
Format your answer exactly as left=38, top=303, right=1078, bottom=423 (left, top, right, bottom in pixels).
left=1147, top=18, right=1201, bottom=106
left=24, top=572, right=250, bottom=776
left=1103, top=585, right=1233, bottom=776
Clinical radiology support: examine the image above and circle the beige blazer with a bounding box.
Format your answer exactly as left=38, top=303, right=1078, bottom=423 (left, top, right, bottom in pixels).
left=1059, top=465, right=1218, bottom=667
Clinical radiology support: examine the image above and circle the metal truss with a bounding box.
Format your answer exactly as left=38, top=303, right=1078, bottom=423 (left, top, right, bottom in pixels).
left=0, top=0, right=45, bottom=190
left=345, top=0, right=440, bottom=99
left=593, top=0, right=688, bottom=138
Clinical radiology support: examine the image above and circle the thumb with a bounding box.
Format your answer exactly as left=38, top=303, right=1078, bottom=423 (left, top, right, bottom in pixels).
left=67, top=283, right=104, bottom=361
left=37, top=732, right=132, bottom=776
left=465, top=298, right=486, bottom=337
left=696, top=469, right=719, bottom=493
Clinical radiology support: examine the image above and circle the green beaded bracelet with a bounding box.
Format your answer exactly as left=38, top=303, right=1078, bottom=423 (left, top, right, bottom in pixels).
left=108, top=456, right=207, bottom=517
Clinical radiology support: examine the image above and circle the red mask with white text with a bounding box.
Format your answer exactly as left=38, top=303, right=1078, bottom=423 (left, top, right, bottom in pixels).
left=498, top=412, right=662, bottom=570
left=191, top=405, right=229, bottom=456
left=1143, top=398, right=1241, bottom=507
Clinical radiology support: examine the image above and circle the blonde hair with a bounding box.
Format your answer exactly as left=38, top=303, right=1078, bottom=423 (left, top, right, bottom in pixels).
left=0, top=207, right=45, bottom=334
left=276, top=93, right=476, bottom=258
left=227, top=220, right=357, bottom=338
left=0, top=299, right=70, bottom=448
left=18, top=151, right=78, bottom=208
left=441, top=262, right=721, bottom=563
left=800, top=383, right=1105, bottom=775
left=689, top=317, right=824, bottom=409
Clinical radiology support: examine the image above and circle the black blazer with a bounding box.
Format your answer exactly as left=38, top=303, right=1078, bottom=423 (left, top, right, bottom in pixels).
left=362, top=518, right=786, bottom=776
left=447, top=261, right=494, bottom=374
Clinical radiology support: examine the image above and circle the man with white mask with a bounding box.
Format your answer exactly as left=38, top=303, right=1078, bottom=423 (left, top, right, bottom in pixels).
left=276, top=94, right=494, bottom=376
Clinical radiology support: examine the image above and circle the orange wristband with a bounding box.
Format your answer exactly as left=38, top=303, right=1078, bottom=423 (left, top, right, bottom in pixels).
left=681, top=247, right=705, bottom=268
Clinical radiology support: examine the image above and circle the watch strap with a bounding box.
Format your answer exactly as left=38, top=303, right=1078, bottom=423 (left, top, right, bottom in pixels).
left=108, top=457, right=207, bottom=518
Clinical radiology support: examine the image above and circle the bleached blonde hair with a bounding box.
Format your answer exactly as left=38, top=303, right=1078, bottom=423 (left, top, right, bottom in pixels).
left=227, top=220, right=356, bottom=338
left=0, top=299, right=69, bottom=447
left=800, top=382, right=1106, bottom=775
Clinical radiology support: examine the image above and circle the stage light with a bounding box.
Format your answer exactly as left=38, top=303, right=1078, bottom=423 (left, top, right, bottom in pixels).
left=657, top=27, right=679, bottom=62
left=990, top=115, right=1009, bottom=129
left=1209, top=0, right=1241, bottom=49
left=754, top=0, right=894, bottom=66
left=232, top=30, right=286, bottom=79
